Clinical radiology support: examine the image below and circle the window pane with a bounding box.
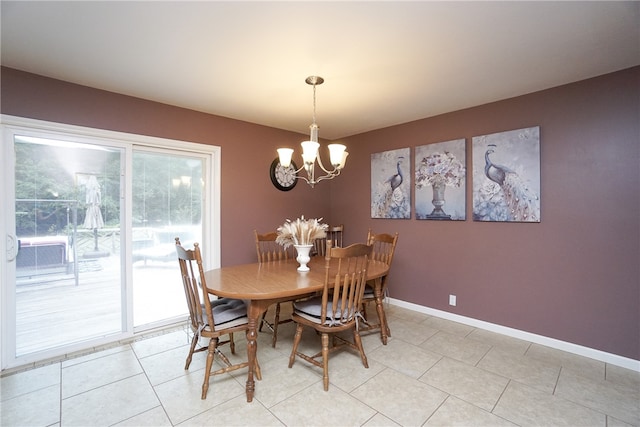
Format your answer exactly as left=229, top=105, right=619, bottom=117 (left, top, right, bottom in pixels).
left=14, top=135, right=123, bottom=356
left=132, top=151, right=203, bottom=327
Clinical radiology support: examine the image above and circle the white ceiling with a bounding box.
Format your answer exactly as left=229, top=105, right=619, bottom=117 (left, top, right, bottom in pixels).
left=2, top=1, right=639, bottom=140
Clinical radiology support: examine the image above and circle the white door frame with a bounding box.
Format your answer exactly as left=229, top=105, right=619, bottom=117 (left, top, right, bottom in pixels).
left=1, top=115, right=221, bottom=370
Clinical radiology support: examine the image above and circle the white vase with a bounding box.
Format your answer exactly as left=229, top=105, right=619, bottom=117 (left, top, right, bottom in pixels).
left=294, top=244, right=313, bottom=272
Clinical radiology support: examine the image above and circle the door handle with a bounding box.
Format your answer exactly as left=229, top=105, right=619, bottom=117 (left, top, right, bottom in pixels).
left=7, top=234, right=18, bottom=262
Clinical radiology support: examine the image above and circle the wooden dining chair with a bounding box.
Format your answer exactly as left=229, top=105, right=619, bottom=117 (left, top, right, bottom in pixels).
left=312, top=224, right=344, bottom=256
left=288, top=241, right=373, bottom=391
left=175, top=238, right=261, bottom=399
left=254, top=230, right=294, bottom=347
left=360, top=230, right=399, bottom=344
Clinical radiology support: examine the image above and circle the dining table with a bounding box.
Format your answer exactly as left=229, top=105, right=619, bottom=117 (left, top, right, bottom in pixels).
left=203, top=256, right=390, bottom=402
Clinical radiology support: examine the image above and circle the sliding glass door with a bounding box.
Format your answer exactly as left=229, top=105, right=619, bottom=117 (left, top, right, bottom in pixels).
left=1, top=117, right=219, bottom=369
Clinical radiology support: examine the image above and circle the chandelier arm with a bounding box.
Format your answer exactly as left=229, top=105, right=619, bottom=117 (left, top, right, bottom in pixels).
left=313, top=170, right=341, bottom=184
left=314, top=152, right=336, bottom=175
left=289, top=164, right=307, bottom=175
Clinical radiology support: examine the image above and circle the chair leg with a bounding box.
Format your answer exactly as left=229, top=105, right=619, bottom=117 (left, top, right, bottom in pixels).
left=229, top=332, right=236, bottom=354
left=288, top=323, right=304, bottom=368
left=353, top=330, right=369, bottom=369
left=271, top=303, right=281, bottom=347
left=374, top=300, right=390, bottom=344
left=185, top=332, right=199, bottom=370
left=201, top=337, right=218, bottom=400
left=259, top=312, right=267, bottom=332
left=254, top=356, right=262, bottom=381
left=321, top=332, right=330, bottom=391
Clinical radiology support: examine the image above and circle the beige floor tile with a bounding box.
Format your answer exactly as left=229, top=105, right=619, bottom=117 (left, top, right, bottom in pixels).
left=425, top=396, right=517, bottom=426
left=384, top=316, right=439, bottom=345
left=477, top=347, right=560, bottom=394
left=154, top=368, right=245, bottom=425
left=131, top=329, right=190, bottom=359
left=351, top=368, right=448, bottom=426
left=0, top=384, right=60, bottom=427
left=466, top=328, right=530, bottom=356
left=494, top=381, right=605, bottom=426
left=368, top=338, right=441, bottom=378
left=0, top=363, right=60, bottom=400
left=179, top=394, right=284, bottom=426
left=271, top=382, right=376, bottom=426
left=555, top=368, right=640, bottom=426
left=607, top=415, right=637, bottom=427
left=62, top=348, right=143, bottom=398
left=526, top=343, right=605, bottom=380
left=421, top=331, right=491, bottom=365
left=606, top=363, right=640, bottom=389
left=385, top=305, right=430, bottom=323
left=62, top=344, right=131, bottom=368
left=114, top=406, right=173, bottom=426
left=138, top=344, right=205, bottom=386
left=62, top=374, right=159, bottom=426
left=362, top=412, right=402, bottom=426
left=235, top=355, right=322, bottom=408
left=420, top=357, right=509, bottom=411
left=359, top=327, right=388, bottom=351
left=320, top=347, right=387, bottom=392
left=422, top=316, right=475, bottom=337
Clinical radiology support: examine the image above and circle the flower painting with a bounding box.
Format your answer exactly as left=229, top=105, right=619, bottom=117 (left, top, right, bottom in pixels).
left=415, top=139, right=466, bottom=220
left=371, top=148, right=410, bottom=219
left=472, top=126, right=540, bottom=222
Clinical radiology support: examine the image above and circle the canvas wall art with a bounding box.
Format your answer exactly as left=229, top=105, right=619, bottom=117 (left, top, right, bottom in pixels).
left=472, top=126, right=540, bottom=222
left=371, top=147, right=411, bottom=219
left=415, top=139, right=466, bottom=220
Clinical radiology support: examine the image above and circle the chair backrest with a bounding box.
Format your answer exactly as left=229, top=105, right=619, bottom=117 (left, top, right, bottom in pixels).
left=313, top=224, right=344, bottom=257
left=319, top=241, right=372, bottom=325
left=366, top=229, right=399, bottom=267
left=255, top=230, right=292, bottom=263
left=175, top=238, right=214, bottom=331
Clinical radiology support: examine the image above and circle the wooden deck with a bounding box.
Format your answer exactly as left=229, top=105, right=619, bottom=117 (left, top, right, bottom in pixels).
left=15, top=255, right=186, bottom=357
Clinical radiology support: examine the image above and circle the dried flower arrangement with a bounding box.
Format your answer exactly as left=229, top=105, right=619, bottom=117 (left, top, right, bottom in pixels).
left=276, top=216, right=328, bottom=248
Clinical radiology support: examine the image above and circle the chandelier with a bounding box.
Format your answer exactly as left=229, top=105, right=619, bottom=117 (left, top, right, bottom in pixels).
left=277, top=76, right=348, bottom=188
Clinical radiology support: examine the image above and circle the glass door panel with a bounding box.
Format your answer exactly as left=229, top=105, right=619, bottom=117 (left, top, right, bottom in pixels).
left=131, top=151, right=203, bottom=327
left=14, top=135, right=124, bottom=357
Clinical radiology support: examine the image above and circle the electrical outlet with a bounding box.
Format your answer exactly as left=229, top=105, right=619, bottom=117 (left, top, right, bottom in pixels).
left=449, top=294, right=457, bottom=306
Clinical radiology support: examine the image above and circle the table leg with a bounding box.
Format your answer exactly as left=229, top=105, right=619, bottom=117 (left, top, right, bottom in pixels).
left=245, top=299, right=271, bottom=402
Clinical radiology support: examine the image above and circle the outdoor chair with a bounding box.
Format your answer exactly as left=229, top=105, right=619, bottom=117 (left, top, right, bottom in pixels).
left=288, top=241, right=372, bottom=391
left=175, top=238, right=261, bottom=399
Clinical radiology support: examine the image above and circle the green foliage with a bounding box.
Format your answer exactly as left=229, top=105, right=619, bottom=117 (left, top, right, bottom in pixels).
left=14, top=141, right=203, bottom=237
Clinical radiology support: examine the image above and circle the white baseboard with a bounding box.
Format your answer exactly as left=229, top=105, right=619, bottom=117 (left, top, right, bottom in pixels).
left=388, top=298, right=640, bottom=373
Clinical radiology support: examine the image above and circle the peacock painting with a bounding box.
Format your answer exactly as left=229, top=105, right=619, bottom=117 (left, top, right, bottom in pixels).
left=371, top=148, right=411, bottom=219
left=472, top=126, right=540, bottom=222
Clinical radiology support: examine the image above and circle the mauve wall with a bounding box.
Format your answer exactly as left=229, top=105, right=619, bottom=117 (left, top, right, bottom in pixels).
left=332, top=67, right=640, bottom=361
left=0, top=67, right=332, bottom=264
left=1, top=66, right=638, bottom=360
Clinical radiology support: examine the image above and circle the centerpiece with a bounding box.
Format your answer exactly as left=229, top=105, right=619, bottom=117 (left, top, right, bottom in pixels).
left=276, top=216, right=328, bottom=271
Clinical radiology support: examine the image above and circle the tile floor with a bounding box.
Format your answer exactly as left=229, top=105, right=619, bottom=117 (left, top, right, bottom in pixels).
left=1, top=304, right=639, bottom=426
